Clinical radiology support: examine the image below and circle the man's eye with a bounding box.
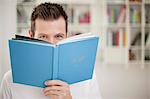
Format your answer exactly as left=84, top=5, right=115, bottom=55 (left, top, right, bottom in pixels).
left=39, top=35, right=48, bottom=39
left=55, top=35, right=64, bottom=39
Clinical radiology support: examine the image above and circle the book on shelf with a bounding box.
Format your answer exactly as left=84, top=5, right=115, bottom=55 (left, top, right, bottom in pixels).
left=145, top=32, right=149, bottom=45
left=129, top=0, right=142, bottom=2
left=131, top=32, right=141, bottom=46
left=107, top=30, right=119, bottom=46
left=131, top=32, right=150, bottom=47
left=145, top=5, right=150, bottom=24
left=106, top=29, right=126, bottom=47
left=123, top=31, right=126, bottom=47
left=117, top=5, right=126, bottom=23
left=145, top=50, right=150, bottom=61
left=78, top=6, right=91, bottom=24
left=112, top=31, right=116, bottom=46
left=130, top=6, right=141, bottom=24
left=64, top=5, right=91, bottom=24
left=9, top=33, right=99, bottom=88
left=107, top=5, right=126, bottom=24
left=107, top=6, right=116, bottom=23
left=79, top=11, right=90, bottom=24
left=113, top=31, right=119, bottom=46
left=145, top=33, right=150, bottom=48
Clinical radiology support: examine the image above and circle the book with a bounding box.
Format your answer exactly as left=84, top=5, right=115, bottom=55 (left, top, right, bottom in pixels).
left=107, top=30, right=121, bottom=47
left=145, top=32, right=149, bottom=45
left=145, top=5, right=150, bottom=24
left=115, top=31, right=119, bottom=46
left=146, top=33, right=150, bottom=48
left=117, top=5, right=126, bottom=23
left=123, top=31, right=126, bottom=47
left=119, top=29, right=123, bottom=47
left=9, top=33, right=99, bottom=88
left=78, top=5, right=90, bottom=24
left=129, top=0, right=142, bottom=2
left=131, top=32, right=141, bottom=46
left=130, top=6, right=141, bottom=24
left=107, top=5, right=126, bottom=24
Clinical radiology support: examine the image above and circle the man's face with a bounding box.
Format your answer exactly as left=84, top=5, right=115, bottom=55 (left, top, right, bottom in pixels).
left=30, top=17, right=67, bottom=44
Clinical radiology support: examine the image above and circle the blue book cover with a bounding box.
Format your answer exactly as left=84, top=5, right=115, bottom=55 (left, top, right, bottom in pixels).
left=9, top=33, right=99, bottom=88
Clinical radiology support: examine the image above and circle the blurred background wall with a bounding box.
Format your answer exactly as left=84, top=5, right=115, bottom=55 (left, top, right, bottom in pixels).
left=0, top=0, right=16, bottom=81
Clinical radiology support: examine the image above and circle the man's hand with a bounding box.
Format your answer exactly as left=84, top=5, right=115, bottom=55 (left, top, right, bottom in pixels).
left=43, top=80, right=72, bottom=99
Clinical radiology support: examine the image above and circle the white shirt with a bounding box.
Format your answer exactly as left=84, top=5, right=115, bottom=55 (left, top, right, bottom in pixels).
left=0, top=70, right=101, bottom=99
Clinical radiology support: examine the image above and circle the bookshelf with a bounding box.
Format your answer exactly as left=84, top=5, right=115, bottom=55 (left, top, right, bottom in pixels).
left=16, top=0, right=93, bottom=36
left=16, top=0, right=150, bottom=66
left=104, top=0, right=150, bottom=66
left=62, top=4, right=91, bottom=36
left=17, top=0, right=36, bottom=36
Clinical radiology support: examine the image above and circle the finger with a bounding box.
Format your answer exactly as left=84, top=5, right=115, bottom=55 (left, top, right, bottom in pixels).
left=44, top=90, right=59, bottom=96
left=44, top=91, right=59, bottom=99
left=43, top=86, right=69, bottom=93
left=44, top=90, right=66, bottom=97
left=45, top=80, right=69, bottom=86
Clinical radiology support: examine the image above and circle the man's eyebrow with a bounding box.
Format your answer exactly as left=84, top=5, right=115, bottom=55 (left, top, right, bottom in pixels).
left=55, top=33, right=65, bottom=36
left=37, top=33, right=47, bottom=35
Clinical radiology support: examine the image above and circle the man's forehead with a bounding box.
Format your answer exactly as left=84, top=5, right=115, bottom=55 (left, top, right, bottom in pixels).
left=35, top=18, right=66, bottom=33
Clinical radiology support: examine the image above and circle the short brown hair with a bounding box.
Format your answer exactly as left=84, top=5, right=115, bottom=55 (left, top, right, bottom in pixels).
left=31, top=2, right=68, bottom=36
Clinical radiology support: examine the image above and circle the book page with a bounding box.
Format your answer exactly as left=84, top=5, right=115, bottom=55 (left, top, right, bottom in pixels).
left=57, top=32, right=98, bottom=45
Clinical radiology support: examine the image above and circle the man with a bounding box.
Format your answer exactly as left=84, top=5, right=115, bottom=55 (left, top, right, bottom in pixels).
left=0, top=2, right=101, bottom=99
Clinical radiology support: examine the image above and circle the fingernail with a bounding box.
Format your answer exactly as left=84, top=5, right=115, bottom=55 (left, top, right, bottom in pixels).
left=45, top=81, right=48, bottom=85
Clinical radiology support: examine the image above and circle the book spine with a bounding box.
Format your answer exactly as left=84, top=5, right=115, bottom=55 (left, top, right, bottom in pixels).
left=115, top=31, right=119, bottom=46
left=146, top=33, right=150, bottom=47
left=52, top=46, right=59, bottom=80
left=123, top=31, right=126, bottom=47
left=113, top=32, right=116, bottom=46
left=119, top=29, right=123, bottom=47
left=117, top=5, right=126, bottom=23
left=112, top=8, right=115, bottom=23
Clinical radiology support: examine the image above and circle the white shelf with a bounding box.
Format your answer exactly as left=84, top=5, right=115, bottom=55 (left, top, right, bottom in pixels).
left=107, top=1, right=126, bottom=5
left=130, top=46, right=142, bottom=50
left=145, top=24, right=150, bottom=28
left=129, top=2, right=142, bottom=5
left=145, top=45, right=150, bottom=51
left=129, top=23, right=142, bottom=27
left=145, top=0, right=150, bottom=4
left=108, top=23, right=126, bottom=28
left=145, top=61, right=150, bottom=65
